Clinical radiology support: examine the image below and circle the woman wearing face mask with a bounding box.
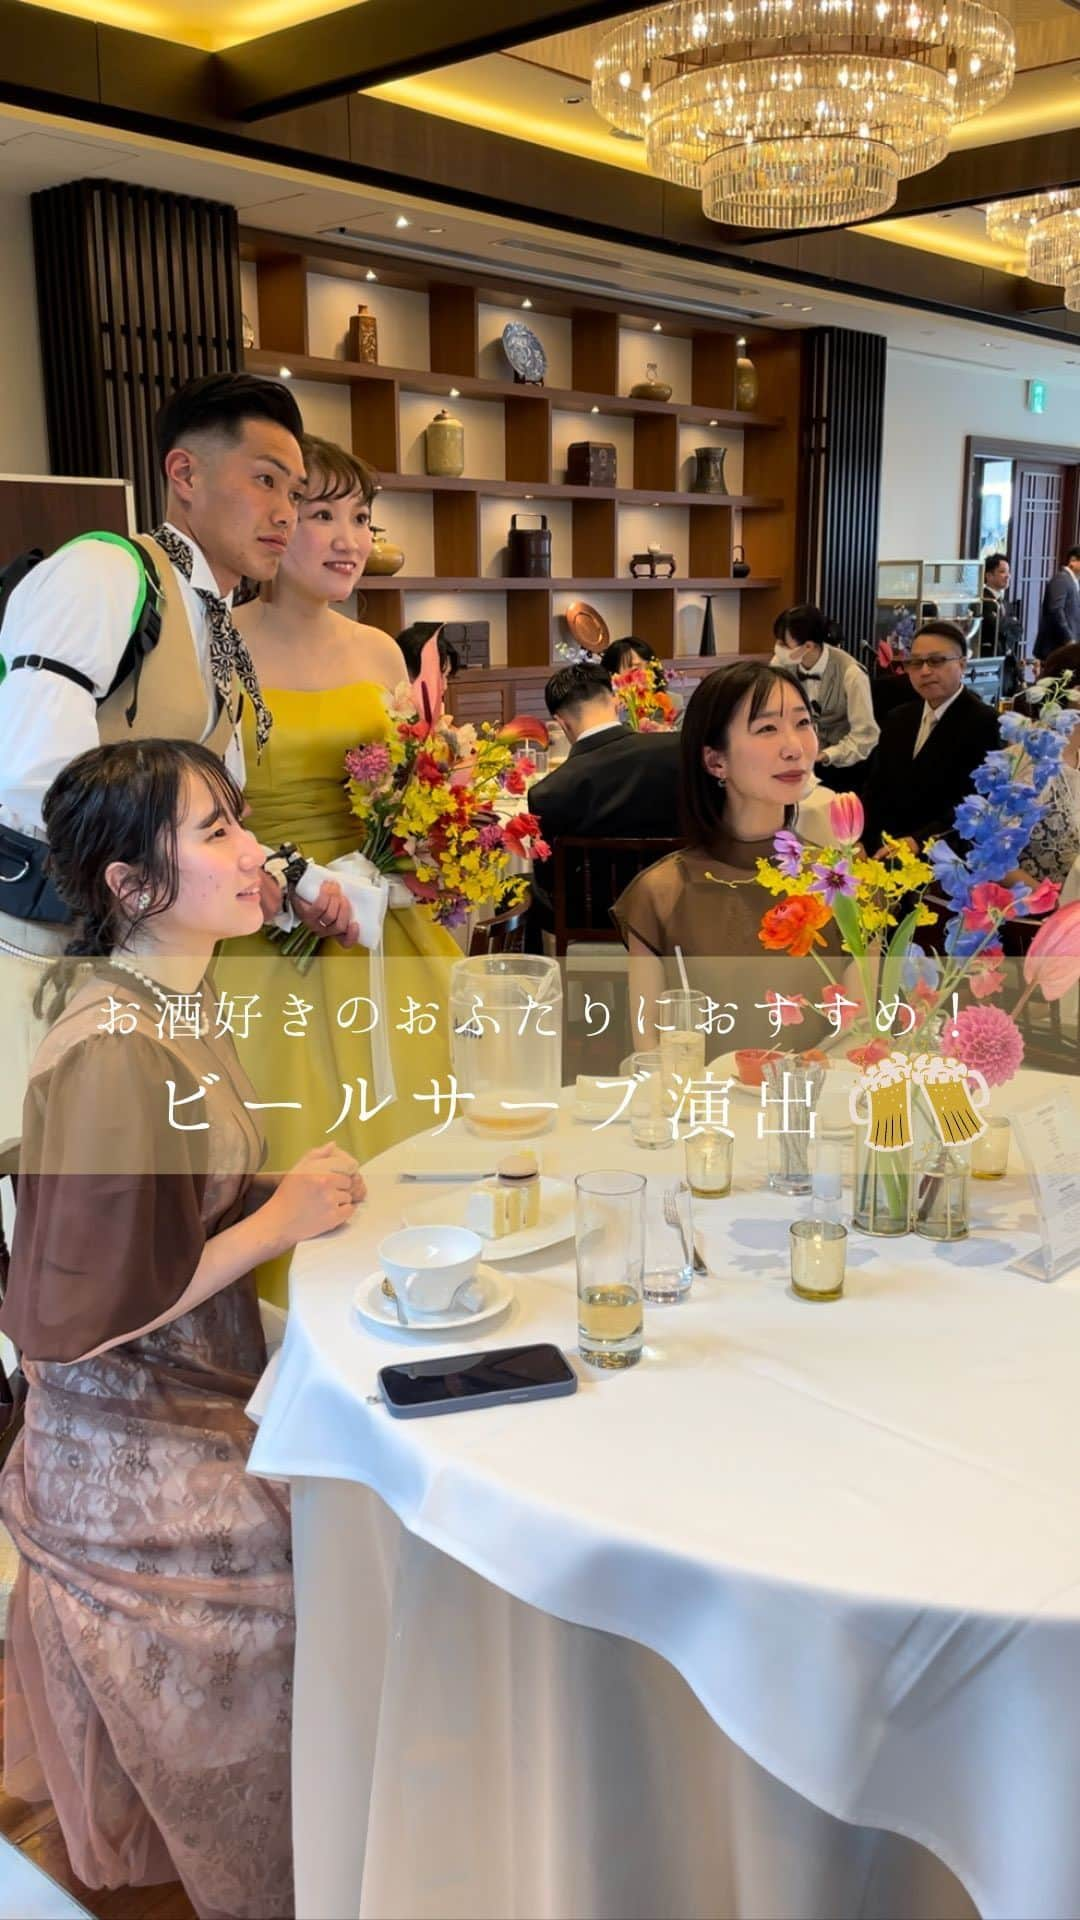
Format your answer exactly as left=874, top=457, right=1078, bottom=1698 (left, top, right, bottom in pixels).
left=613, top=660, right=841, bottom=1046
left=0, top=739, right=364, bottom=1919
left=221, top=438, right=459, bottom=1299
left=771, top=605, right=879, bottom=793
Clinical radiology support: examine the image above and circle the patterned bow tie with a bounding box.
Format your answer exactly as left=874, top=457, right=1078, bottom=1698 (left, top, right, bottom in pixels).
left=151, top=526, right=272, bottom=756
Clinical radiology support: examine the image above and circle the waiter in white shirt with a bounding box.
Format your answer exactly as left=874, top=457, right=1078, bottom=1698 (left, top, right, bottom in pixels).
left=0, top=371, right=357, bottom=1151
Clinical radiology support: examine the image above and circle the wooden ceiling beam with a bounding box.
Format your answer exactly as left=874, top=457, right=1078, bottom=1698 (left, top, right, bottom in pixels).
left=215, top=0, right=634, bottom=122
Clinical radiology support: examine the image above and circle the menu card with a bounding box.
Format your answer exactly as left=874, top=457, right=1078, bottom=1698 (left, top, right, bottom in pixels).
left=1011, top=1091, right=1080, bottom=1282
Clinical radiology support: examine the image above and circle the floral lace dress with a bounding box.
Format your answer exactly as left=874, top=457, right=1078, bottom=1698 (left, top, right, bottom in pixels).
left=0, top=976, right=294, bottom=1920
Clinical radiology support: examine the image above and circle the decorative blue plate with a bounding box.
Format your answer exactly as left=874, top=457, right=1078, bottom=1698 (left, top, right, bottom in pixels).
left=502, top=321, right=548, bottom=385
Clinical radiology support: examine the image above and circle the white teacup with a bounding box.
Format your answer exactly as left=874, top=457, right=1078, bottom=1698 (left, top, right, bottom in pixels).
left=378, top=1225, right=484, bottom=1319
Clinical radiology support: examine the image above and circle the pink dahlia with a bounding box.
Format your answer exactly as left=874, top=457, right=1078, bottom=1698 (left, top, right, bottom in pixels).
left=345, top=741, right=391, bottom=783
left=941, top=1004, right=1024, bottom=1088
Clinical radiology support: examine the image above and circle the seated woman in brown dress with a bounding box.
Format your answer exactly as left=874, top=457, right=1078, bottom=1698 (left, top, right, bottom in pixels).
left=614, top=659, right=839, bottom=1048
left=0, top=739, right=365, bottom=1920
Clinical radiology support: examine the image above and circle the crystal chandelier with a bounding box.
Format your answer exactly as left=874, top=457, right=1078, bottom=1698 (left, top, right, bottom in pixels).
left=985, top=190, right=1080, bottom=314
left=592, top=0, right=1015, bottom=229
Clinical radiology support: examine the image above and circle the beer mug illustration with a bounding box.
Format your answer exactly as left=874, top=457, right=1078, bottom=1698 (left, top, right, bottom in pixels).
left=848, top=1052, right=914, bottom=1152
left=910, top=1053, right=989, bottom=1145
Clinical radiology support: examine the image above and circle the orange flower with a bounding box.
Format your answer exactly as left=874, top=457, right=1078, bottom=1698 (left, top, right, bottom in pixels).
left=759, top=894, right=832, bottom=958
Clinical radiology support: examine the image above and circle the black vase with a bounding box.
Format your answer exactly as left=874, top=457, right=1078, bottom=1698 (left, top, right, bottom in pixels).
left=699, top=594, right=717, bottom=656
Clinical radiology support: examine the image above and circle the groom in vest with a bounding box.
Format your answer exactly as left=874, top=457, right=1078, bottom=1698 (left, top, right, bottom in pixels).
left=0, top=371, right=358, bottom=1153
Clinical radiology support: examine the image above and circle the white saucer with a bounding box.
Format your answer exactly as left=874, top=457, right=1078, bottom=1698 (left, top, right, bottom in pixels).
left=403, top=1176, right=575, bottom=1262
left=353, top=1263, right=514, bottom=1334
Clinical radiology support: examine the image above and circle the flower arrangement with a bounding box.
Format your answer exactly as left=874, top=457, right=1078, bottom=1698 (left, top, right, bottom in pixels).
left=612, top=666, right=677, bottom=732
left=344, top=689, right=550, bottom=931
left=753, top=692, right=1080, bottom=1077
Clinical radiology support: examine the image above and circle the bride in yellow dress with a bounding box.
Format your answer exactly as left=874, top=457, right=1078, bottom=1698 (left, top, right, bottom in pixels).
left=218, top=436, right=460, bottom=1300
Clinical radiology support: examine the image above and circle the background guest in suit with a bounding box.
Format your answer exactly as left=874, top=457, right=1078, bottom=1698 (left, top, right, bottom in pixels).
left=978, top=553, right=1025, bottom=695
left=527, top=662, right=680, bottom=932
left=1035, top=547, right=1080, bottom=661
left=864, top=619, right=1000, bottom=855
left=771, top=603, right=878, bottom=790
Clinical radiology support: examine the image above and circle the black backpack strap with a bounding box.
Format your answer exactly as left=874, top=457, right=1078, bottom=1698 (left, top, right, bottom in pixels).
left=9, top=653, right=96, bottom=694
left=6, top=535, right=164, bottom=724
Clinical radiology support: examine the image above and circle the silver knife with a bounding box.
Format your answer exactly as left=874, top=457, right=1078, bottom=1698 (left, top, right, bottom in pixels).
left=398, top=1170, right=495, bottom=1182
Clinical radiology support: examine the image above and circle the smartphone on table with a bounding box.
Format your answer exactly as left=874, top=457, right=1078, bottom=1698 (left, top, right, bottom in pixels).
left=378, top=1342, right=577, bottom=1419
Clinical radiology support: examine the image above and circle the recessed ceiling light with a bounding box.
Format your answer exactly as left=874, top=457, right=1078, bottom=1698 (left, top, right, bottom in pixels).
left=278, top=366, right=292, bottom=379
left=652, top=321, right=663, bottom=332
left=425, top=226, right=445, bottom=234
left=799, top=304, right=813, bottom=312
left=779, top=300, right=795, bottom=308
left=562, top=92, right=585, bottom=104
left=591, top=404, right=600, bottom=414
left=522, top=298, right=533, bottom=309
left=709, top=418, right=719, bottom=427
left=449, top=387, right=461, bottom=398
left=365, top=270, right=377, bottom=282
left=395, top=215, right=411, bottom=229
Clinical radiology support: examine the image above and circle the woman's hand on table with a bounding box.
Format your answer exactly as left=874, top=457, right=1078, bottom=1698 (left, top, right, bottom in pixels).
left=264, top=1145, right=366, bottom=1248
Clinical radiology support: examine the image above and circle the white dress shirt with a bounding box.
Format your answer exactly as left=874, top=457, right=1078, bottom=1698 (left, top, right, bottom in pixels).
left=0, top=523, right=244, bottom=835
left=914, top=686, right=963, bottom=757
left=810, top=646, right=880, bottom=768
left=573, top=720, right=625, bottom=746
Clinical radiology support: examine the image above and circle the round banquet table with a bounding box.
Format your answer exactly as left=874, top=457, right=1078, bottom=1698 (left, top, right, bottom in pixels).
left=248, top=1071, right=1080, bottom=1920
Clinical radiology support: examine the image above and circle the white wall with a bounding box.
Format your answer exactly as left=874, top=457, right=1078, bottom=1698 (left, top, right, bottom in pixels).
left=0, top=196, right=48, bottom=474
left=880, top=348, right=1080, bottom=559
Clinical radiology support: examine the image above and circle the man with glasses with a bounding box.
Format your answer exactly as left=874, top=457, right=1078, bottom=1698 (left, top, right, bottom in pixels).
left=864, top=620, right=1000, bottom=856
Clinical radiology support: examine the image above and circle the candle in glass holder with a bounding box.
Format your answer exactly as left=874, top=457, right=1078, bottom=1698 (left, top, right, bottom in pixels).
left=789, top=1220, right=847, bottom=1301
left=685, top=1126, right=734, bottom=1197
left=971, top=1117, right=1010, bottom=1180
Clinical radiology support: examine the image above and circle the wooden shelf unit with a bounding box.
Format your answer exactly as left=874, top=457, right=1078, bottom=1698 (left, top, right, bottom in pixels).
left=243, top=236, right=803, bottom=664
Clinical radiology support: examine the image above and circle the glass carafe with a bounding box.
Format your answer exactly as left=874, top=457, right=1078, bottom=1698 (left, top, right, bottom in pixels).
left=449, top=954, right=563, bottom=1138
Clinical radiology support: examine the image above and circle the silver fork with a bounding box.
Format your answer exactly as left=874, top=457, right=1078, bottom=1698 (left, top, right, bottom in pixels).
left=663, top=1187, right=707, bottom=1275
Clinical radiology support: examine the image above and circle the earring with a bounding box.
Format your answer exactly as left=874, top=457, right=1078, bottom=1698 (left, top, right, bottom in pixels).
left=137, top=889, right=151, bottom=911
left=714, top=773, right=727, bottom=787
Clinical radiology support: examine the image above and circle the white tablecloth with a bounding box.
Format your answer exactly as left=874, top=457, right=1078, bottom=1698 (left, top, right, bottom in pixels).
left=250, top=1075, right=1080, bottom=1920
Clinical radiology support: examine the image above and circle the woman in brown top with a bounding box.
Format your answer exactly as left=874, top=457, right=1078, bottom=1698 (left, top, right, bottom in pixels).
left=0, top=739, right=364, bottom=1919
left=614, top=659, right=838, bottom=1048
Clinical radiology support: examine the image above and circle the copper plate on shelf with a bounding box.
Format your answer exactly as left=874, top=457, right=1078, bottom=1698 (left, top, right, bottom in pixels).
left=564, top=602, right=611, bottom=651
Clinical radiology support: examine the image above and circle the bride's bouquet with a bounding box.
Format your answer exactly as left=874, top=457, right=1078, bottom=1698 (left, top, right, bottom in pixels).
left=345, top=684, right=550, bottom=931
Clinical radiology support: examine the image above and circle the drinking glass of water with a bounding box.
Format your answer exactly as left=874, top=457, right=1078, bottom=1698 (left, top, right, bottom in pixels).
left=575, top=1171, right=645, bottom=1369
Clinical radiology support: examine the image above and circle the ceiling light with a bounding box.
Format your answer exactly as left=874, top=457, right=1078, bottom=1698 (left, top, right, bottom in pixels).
left=394, top=215, right=411, bottom=229
left=799, top=304, right=813, bottom=311
left=522, top=298, right=533, bottom=309
left=562, top=93, right=585, bottom=104
left=652, top=321, right=663, bottom=332
left=778, top=301, right=795, bottom=309
left=365, top=270, right=377, bottom=282
left=591, top=404, right=600, bottom=413
left=591, top=1, right=1014, bottom=230
left=987, top=190, right=1080, bottom=312
left=278, top=366, right=292, bottom=379
left=425, top=226, right=445, bottom=234
left=449, top=388, right=461, bottom=398
left=709, top=418, right=719, bottom=426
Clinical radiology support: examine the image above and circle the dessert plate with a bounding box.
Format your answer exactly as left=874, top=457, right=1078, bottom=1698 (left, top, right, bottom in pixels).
left=354, top=1263, right=513, bottom=1334
left=403, top=1176, right=574, bottom=1261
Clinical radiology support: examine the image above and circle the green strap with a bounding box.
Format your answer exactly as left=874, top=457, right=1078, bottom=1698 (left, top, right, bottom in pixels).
left=61, top=531, right=150, bottom=636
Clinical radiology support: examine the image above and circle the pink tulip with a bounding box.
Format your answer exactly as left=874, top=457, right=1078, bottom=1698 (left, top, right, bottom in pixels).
left=827, top=792, right=864, bottom=848
left=1023, top=899, right=1080, bottom=1002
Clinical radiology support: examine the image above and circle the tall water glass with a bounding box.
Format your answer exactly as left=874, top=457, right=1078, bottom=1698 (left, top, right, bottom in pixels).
left=576, top=1171, right=645, bottom=1369
left=656, top=990, right=708, bottom=1104
left=629, top=1051, right=671, bottom=1149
